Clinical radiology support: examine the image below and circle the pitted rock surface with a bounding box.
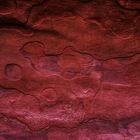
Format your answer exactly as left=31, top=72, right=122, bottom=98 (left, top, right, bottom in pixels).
left=0, top=0, right=140, bottom=139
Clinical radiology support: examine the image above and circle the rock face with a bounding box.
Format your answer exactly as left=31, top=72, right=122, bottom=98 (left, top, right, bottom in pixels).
left=0, top=0, right=139, bottom=139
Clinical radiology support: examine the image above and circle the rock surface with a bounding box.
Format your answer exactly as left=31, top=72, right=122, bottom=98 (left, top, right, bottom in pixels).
left=0, top=0, right=140, bottom=139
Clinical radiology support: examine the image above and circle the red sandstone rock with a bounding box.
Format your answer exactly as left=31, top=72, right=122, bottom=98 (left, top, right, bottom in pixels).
left=0, top=0, right=139, bottom=139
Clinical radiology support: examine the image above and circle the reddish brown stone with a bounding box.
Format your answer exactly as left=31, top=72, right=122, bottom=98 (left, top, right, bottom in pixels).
left=0, top=0, right=139, bottom=139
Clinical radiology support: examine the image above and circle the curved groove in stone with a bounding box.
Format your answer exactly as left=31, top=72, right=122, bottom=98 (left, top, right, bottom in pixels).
left=0, top=0, right=16, bottom=15
left=0, top=17, right=33, bottom=36
left=42, top=88, right=58, bottom=102
left=38, top=88, right=59, bottom=107
left=4, top=64, right=22, bottom=81
left=20, top=41, right=45, bottom=58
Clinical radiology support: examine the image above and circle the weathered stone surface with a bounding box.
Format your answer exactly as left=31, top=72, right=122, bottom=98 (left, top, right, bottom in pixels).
left=0, top=0, right=139, bottom=139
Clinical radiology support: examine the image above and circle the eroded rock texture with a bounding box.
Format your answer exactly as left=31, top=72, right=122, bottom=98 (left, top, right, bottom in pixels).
left=0, top=0, right=140, bottom=139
